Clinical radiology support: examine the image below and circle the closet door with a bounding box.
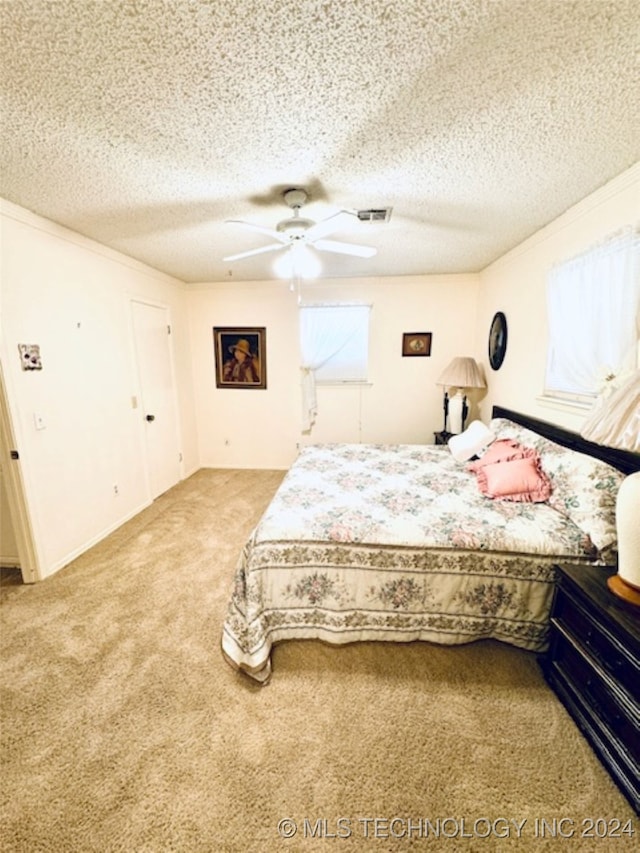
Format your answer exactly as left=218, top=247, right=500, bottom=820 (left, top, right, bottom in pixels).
left=131, top=300, right=181, bottom=500
left=0, top=363, right=39, bottom=581
left=0, top=468, right=20, bottom=567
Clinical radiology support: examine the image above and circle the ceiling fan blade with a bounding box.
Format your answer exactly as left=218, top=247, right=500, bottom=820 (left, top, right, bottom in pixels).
left=225, top=220, right=288, bottom=243
left=223, top=243, right=286, bottom=262
left=305, top=210, right=357, bottom=242
left=313, top=239, right=377, bottom=258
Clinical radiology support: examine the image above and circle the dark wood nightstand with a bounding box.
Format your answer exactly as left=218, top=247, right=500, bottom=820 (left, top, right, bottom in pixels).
left=433, top=430, right=456, bottom=446
left=541, top=562, right=639, bottom=814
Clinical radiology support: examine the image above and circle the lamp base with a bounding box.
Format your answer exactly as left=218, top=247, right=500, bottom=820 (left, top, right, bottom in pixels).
left=448, top=392, right=466, bottom=434
left=607, top=573, right=640, bottom=607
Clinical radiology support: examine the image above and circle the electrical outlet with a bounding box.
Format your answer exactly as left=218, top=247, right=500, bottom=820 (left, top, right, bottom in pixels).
left=113, top=484, right=119, bottom=496
left=33, top=413, right=46, bottom=430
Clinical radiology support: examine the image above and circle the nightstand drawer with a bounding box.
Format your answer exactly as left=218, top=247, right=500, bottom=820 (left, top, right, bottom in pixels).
left=546, top=669, right=640, bottom=815
left=544, top=562, right=640, bottom=815
left=553, top=583, right=640, bottom=703
left=551, top=625, right=640, bottom=766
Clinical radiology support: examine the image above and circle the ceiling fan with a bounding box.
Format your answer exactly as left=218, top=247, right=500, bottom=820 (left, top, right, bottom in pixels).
left=223, top=188, right=377, bottom=264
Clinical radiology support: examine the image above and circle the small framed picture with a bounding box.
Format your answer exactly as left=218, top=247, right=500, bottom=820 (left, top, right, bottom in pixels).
left=18, top=344, right=43, bottom=370
left=402, top=332, right=432, bottom=357
left=213, top=327, right=267, bottom=389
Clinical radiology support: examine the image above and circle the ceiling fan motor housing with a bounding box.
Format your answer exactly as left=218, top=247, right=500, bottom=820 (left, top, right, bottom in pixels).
left=277, top=216, right=314, bottom=237
left=278, top=189, right=314, bottom=238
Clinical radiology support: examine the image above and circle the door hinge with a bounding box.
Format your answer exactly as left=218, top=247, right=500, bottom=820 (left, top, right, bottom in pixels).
left=167, top=324, right=172, bottom=335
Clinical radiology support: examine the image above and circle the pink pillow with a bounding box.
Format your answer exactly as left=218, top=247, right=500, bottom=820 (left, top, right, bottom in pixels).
left=467, top=439, right=536, bottom=472
left=476, top=455, right=552, bottom=503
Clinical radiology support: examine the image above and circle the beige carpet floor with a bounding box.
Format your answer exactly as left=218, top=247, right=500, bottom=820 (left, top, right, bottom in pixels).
left=1, top=468, right=636, bottom=852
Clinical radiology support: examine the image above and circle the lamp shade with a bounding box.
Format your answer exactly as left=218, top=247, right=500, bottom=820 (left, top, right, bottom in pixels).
left=437, top=357, right=486, bottom=389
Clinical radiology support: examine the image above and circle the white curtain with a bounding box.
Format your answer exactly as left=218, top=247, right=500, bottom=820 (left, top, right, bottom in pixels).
left=545, top=228, right=640, bottom=396
left=299, top=304, right=369, bottom=433
left=581, top=369, right=640, bottom=452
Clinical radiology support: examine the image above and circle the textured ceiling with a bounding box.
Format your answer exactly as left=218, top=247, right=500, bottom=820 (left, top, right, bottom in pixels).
left=1, top=0, right=639, bottom=283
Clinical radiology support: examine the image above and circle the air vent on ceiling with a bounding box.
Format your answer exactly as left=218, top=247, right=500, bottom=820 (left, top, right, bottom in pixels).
left=356, top=207, right=392, bottom=223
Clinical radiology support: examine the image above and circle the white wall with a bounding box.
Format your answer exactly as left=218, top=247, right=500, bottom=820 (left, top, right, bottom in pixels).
left=0, top=201, right=198, bottom=579
left=188, top=274, right=480, bottom=469
left=2, top=161, right=636, bottom=579
left=474, top=162, right=640, bottom=430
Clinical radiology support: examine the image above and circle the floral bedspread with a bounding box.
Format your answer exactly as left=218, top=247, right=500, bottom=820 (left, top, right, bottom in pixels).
left=221, top=443, right=597, bottom=682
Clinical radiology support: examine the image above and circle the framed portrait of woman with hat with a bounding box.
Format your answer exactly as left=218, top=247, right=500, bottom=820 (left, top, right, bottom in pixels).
left=213, top=327, right=267, bottom=389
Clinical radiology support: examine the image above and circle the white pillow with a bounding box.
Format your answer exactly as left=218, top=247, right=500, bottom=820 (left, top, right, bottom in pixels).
left=448, top=420, right=496, bottom=462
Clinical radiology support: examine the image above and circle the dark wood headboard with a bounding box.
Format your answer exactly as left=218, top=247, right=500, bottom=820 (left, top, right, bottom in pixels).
left=491, top=406, right=640, bottom=476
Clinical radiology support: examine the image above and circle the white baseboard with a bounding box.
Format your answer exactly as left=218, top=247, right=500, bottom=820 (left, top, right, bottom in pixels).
left=41, top=498, right=152, bottom=580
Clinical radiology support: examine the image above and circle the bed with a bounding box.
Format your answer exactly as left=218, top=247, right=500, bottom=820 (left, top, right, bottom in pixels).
left=222, top=406, right=639, bottom=683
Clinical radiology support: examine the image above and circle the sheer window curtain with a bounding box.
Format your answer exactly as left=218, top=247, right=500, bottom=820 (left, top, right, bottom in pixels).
left=299, top=304, right=370, bottom=433
left=581, top=369, right=640, bottom=452
left=545, top=228, right=640, bottom=398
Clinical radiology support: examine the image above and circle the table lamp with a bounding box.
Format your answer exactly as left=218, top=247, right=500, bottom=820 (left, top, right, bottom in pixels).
left=436, top=357, right=486, bottom=434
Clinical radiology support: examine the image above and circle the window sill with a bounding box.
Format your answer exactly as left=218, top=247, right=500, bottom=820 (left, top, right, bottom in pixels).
left=316, top=381, right=373, bottom=387
left=536, top=394, right=593, bottom=414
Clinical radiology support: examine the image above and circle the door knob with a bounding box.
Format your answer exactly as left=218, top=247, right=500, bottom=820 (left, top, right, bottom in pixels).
left=145, top=414, right=155, bottom=422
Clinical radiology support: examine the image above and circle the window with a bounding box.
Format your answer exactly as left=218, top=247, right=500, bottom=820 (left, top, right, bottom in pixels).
left=545, top=227, right=640, bottom=402
left=299, top=302, right=371, bottom=431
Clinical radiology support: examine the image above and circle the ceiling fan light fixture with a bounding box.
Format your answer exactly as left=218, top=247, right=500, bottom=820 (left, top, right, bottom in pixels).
left=273, top=243, right=321, bottom=280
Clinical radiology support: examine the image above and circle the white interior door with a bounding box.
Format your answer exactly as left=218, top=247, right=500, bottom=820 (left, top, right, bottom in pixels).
left=0, top=361, right=40, bottom=581
left=131, top=301, right=182, bottom=500
left=0, top=467, right=20, bottom=566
